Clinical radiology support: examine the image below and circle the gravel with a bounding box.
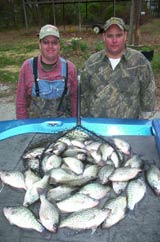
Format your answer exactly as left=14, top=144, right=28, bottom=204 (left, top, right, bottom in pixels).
left=0, top=83, right=16, bottom=121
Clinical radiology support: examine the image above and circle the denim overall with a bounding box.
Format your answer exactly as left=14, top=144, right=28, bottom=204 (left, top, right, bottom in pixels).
left=28, top=57, right=71, bottom=118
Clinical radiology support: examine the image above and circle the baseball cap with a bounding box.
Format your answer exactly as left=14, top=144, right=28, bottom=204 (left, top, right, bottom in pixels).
left=103, top=17, right=126, bottom=31
left=39, top=24, right=60, bottom=40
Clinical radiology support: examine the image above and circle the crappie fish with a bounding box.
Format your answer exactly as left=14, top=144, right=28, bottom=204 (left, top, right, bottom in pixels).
left=70, top=139, right=85, bottom=149
left=89, top=150, right=102, bottom=165
left=109, top=167, right=142, bottom=182
left=102, top=195, right=127, bottom=228
left=3, top=206, right=44, bottom=233
left=124, top=155, right=144, bottom=169
left=24, top=169, right=41, bottom=189
left=63, top=157, right=84, bottom=175
left=98, top=143, right=114, bottom=161
left=112, top=138, right=131, bottom=155
left=52, top=141, right=67, bottom=156
left=57, top=193, right=99, bottom=213
left=60, top=175, right=95, bottom=187
left=127, top=178, right=146, bottom=210
left=0, top=170, right=26, bottom=190
left=79, top=182, right=111, bottom=200
left=83, top=164, right=99, bottom=178
left=85, top=140, right=102, bottom=152
left=112, top=181, right=128, bottom=195
left=49, top=168, right=78, bottom=185
left=23, top=174, right=49, bottom=206
left=41, top=154, right=62, bottom=173
left=98, top=164, right=114, bottom=184
left=23, top=147, right=45, bottom=159
left=62, top=147, right=87, bottom=159
left=60, top=207, right=110, bottom=230
left=38, top=189, right=60, bottom=232
left=146, top=164, right=160, bottom=195
left=110, top=151, right=121, bottom=168
left=23, top=157, right=40, bottom=173
left=47, top=185, right=77, bottom=202
left=58, top=137, right=72, bottom=146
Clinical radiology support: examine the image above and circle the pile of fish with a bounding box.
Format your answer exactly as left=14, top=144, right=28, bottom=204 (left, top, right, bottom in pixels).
left=1, top=130, right=160, bottom=234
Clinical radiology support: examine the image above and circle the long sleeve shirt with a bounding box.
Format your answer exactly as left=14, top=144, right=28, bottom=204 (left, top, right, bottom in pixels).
left=16, top=55, right=77, bottom=119
left=81, top=48, right=156, bottom=119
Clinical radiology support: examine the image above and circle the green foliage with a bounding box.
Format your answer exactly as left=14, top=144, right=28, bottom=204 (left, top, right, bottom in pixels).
left=80, top=41, right=88, bottom=52
left=71, top=37, right=82, bottom=50
left=0, top=70, right=19, bottom=83
left=95, top=41, right=104, bottom=52
left=152, top=54, right=160, bottom=74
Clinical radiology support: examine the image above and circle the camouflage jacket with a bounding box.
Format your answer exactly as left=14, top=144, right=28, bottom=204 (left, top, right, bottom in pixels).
left=81, top=48, right=156, bottom=119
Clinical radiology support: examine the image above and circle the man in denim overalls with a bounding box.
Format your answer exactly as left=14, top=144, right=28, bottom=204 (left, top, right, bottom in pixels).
left=16, top=25, right=77, bottom=119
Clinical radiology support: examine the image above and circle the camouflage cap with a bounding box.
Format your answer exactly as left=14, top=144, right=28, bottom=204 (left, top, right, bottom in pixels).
left=103, top=17, right=126, bottom=31
left=39, top=24, right=60, bottom=39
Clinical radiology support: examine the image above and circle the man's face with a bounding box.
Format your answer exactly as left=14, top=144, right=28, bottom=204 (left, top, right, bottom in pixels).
left=39, top=35, right=60, bottom=64
left=103, top=25, right=127, bottom=58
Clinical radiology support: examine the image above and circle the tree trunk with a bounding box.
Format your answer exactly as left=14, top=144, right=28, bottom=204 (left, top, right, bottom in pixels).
left=134, top=0, right=142, bottom=46
left=128, top=0, right=135, bottom=45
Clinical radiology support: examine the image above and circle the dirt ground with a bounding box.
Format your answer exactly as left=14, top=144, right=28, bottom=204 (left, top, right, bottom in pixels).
left=0, top=30, right=160, bottom=121
left=0, top=82, right=16, bottom=120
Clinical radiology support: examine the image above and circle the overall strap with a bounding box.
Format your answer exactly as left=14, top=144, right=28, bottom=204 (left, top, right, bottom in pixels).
left=32, top=56, right=39, bottom=97
left=57, top=58, right=68, bottom=112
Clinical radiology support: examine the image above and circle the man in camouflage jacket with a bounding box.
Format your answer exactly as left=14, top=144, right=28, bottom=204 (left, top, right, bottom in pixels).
left=81, top=17, right=156, bottom=119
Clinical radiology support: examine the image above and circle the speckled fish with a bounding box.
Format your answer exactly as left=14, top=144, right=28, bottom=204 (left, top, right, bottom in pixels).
left=146, top=164, right=160, bottom=195
left=3, top=206, right=44, bottom=233
left=112, top=138, right=131, bottom=155
left=124, top=154, right=144, bottom=169
left=47, top=185, right=77, bottom=202
left=38, top=188, right=60, bottom=232
left=52, top=141, right=67, bottom=156
left=57, top=193, right=99, bottom=213
left=98, top=143, right=114, bottom=161
left=24, top=169, right=41, bottom=189
left=0, top=170, right=26, bottom=190
left=58, top=137, right=72, bottom=146
left=60, top=175, right=95, bottom=187
left=63, top=157, right=84, bottom=175
left=98, top=164, right=114, bottom=184
left=59, top=207, right=110, bottom=230
left=23, top=174, right=49, bottom=207
left=110, top=150, right=121, bottom=168
left=70, top=139, right=85, bottom=149
left=23, top=157, right=40, bottom=173
left=41, top=154, right=62, bottom=173
left=62, top=147, right=87, bottom=160
left=49, top=168, right=78, bottom=185
left=23, top=147, right=45, bottom=159
left=102, top=195, right=127, bottom=228
left=109, top=167, right=142, bottom=182
left=78, top=182, right=111, bottom=200
left=127, top=178, right=146, bottom=210
left=83, top=164, right=99, bottom=178
left=112, top=181, right=128, bottom=195
left=85, top=140, right=102, bottom=152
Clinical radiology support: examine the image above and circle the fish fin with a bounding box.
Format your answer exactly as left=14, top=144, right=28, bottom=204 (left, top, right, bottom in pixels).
left=91, top=227, right=97, bottom=235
